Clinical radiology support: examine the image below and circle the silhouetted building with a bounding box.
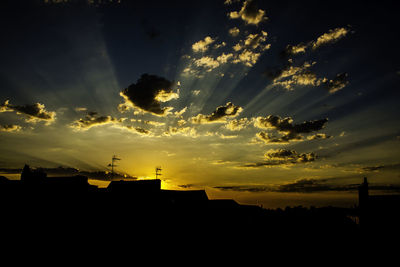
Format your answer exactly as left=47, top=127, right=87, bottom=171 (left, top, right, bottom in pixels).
left=358, top=177, right=400, bottom=232
left=0, top=164, right=363, bottom=238
left=107, top=179, right=161, bottom=194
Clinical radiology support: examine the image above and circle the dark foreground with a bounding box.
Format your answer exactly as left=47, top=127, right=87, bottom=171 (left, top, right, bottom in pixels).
left=1, top=168, right=399, bottom=250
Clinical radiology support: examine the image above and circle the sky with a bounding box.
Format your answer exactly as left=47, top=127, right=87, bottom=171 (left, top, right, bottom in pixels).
left=0, top=0, right=399, bottom=208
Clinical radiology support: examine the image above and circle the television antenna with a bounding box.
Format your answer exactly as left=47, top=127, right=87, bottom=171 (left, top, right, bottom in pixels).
left=155, top=166, right=162, bottom=180
left=108, top=155, right=121, bottom=180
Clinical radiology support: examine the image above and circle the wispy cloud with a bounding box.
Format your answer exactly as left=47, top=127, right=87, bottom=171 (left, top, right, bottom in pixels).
left=284, top=27, right=350, bottom=57
left=70, top=111, right=123, bottom=131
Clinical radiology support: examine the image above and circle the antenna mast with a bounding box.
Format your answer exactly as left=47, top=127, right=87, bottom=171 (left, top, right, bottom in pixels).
left=109, top=155, right=121, bottom=180
left=155, top=166, right=162, bottom=180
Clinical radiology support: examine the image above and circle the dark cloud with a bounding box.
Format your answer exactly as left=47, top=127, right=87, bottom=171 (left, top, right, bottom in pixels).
left=0, top=100, right=56, bottom=124
left=277, top=178, right=354, bottom=193
left=254, top=115, right=328, bottom=143
left=360, top=163, right=400, bottom=172
left=324, top=73, right=349, bottom=93
left=264, top=64, right=290, bottom=80
left=238, top=149, right=317, bottom=168
left=70, top=111, right=123, bottom=130
left=191, top=102, right=243, bottom=124
left=119, top=74, right=179, bottom=116
left=256, top=131, right=302, bottom=144
left=292, top=118, right=329, bottom=133
left=362, top=166, right=385, bottom=172
left=178, top=184, right=195, bottom=189
left=277, top=179, right=400, bottom=193
left=132, top=126, right=150, bottom=135
left=214, top=179, right=400, bottom=194
left=265, top=149, right=316, bottom=163
left=238, top=161, right=285, bottom=168
left=214, top=185, right=272, bottom=193
left=114, top=124, right=154, bottom=136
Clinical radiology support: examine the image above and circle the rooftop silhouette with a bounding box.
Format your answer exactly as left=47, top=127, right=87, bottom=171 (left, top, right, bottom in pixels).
left=1, top=165, right=399, bottom=240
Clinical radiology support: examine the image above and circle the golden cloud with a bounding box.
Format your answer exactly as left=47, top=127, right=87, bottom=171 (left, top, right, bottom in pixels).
left=191, top=102, right=243, bottom=124
left=229, top=0, right=267, bottom=26
left=192, top=36, right=216, bottom=53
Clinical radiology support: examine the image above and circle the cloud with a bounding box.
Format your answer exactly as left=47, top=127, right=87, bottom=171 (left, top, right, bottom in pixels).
left=238, top=149, right=317, bottom=169
left=194, top=56, right=221, bottom=71
left=284, top=43, right=308, bottom=56
left=224, top=118, right=251, bottom=131
left=191, top=102, right=243, bottom=124
left=269, top=62, right=321, bottom=90
left=214, top=179, right=400, bottom=194
left=174, top=107, right=188, bottom=118
left=130, top=118, right=165, bottom=127
left=312, top=27, right=349, bottom=50
left=218, top=133, right=238, bottom=139
left=164, top=126, right=198, bottom=138
left=228, top=27, right=240, bottom=37
left=192, top=90, right=201, bottom=96
left=230, top=31, right=270, bottom=67
left=256, top=131, right=302, bottom=144
left=70, top=111, right=123, bottom=131
left=244, top=31, right=268, bottom=49
left=75, top=107, right=88, bottom=112
left=192, top=36, right=215, bottom=53
left=193, top=53, right=234, bottom=72
left=1, top=100, right=56, bottom=124
left=271, top=28, right=349, bottom=91
left=359, top=163, right=400, bottom=173
left=284, top=27, right=349, bottom=57
left=124, top=126, right=152, bottom=135
left=277, top=178, right=345, bottom=193
left=229, top=0, right=267, bottom=26
left=214, top=185, right=272, bottom=193
left=268, top=60, right=348, bottom=93
left=307, top=133, right=332, bottom=140
left=234, top=31, right=268, bottom=51
left=265, top=149, right=316, bottom=163
left=254, top=115, right=328, bottom=143
left=213, top=41, right=227, bottom=49
left=232, top=49, right=261, bottom=67
left=224, top=0, right=241, bottom=4
left=0, top=124, right=22, bottom=132
left=119, top=74, right=179, bottom=116
left=254, top=115, right=294, bottom=131
left=324, top=73, right=349, bottom=93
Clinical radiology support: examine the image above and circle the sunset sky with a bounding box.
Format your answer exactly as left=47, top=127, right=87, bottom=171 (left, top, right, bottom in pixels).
left=1, top=0, right=399, bottom=208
